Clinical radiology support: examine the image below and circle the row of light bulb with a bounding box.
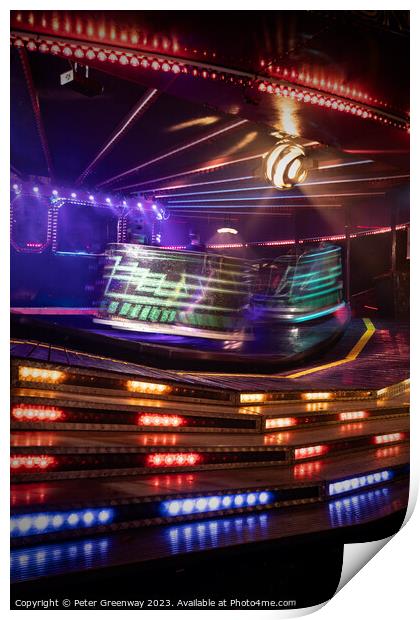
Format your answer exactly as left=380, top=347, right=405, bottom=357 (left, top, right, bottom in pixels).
left=11, top=184, right=167, bottom=214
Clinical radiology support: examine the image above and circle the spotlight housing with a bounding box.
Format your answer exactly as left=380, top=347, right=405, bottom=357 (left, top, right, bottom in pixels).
left=264, top=140, right=308, bottom=189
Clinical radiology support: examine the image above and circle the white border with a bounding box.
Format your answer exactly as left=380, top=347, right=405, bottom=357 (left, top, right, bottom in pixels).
left=3, top=3, right=418, bottom=619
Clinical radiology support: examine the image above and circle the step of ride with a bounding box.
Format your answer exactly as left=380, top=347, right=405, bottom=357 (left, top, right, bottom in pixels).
left=11, top=444, right=409, bottom=546
left=12, top=357, right=397, bottom=405
left=11, top=390, right=258, bottom=433
left=10, top=416, right=409, bottom=480
left=11, top=477, right=409, bottom=585
left=11, top=389, right=409, bottom=433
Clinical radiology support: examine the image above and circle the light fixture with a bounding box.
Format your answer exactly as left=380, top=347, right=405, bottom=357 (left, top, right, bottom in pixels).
left=264, top=139, right=308, bottom=189
left=302, top=392, right=333, bottom=401
left=240, top=393, right=267, bottom=404
left=217, top=227, right=238, bottom=235
left=295, top=445, right=328, bottom=459
left=126, top=380, right=171, bottom=395
left=162, top=491, right=273, bottom=517
left=11, top=508, right=115, bottom=537
left=12, top=405, right=64, bottom=422
left=339, top=411, right=368, bottom=421
left=33, top=186, right=39, bottom=193
left=138, top=413, right=184, bottom=427
left=18, top=367, right=66, bottom=384
left=373, top=433, right=405, bottom=445
left=147, top=453, right=201, bottom=467
left=265, top=417, right=297, bottom=429
left=328, top=470, right=392, bottom=496
left=10, top=455, right=56, bottom=470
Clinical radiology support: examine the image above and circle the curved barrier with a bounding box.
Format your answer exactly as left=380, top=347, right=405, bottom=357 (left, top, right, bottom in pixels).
left=95, top=243, right=344, bottom=338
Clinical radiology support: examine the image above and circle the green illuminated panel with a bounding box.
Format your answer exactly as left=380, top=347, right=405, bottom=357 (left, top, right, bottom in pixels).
left=97, top=244, right=252, bottom=336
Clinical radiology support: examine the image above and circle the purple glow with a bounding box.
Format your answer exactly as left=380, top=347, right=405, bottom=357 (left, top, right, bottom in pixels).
left=167, top=191, right=384, bottom=204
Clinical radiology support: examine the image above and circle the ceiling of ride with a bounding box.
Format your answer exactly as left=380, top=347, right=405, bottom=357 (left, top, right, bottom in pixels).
left=10, top=10, right=410, bottom=234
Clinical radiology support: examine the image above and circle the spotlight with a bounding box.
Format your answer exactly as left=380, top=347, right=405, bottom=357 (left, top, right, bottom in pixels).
left=33, top=186, right=39, bottom=193
left=60, top=66, right=104, bottom=98
left=264, top=140, right=308, bottom=189
left=52, top=189, right=58, bottom=196
left=71, top=192, right=77, bottom=198
left=89, top=195, right=94, bottom=201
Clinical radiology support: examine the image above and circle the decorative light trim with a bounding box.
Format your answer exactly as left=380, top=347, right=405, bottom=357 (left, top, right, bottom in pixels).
left=295, top=445, right=328, bottom=459
left=10, top=33, right=409, bottom=131
left=161, top=223, right=409, bottom=251
left=11, top=455, right=56, bottom=470
left=12, top=405, right=64, bottom=422
left=265, top=417, right=297, bottom=429
left=147, top=452, right=201, bottom=467
left=240, top=393, right=267, bottom=403
left=256, top=80, right=408, bottom=131
left=18, top=366, right=65, bottom=384
left=302, top=392, right=333, bottom=401
left=138, top=413, right=184, bottom=427
left=339, top=411, right=368, bottom=421
left=11, top=508, right=115, bottom=538
left=373, top=433, right=405, bottom=445
left=162, top=491, right=273, bottom=517
left=328, top=470, right=393, bottom=496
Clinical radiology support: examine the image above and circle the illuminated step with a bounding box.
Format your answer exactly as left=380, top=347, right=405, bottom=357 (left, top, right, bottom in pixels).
left=11, top=402, right=258, bottom=432
left=9, top=447, right=289, bottom=478
left=240, top=390, right=375, bottom=405
left=10, top=462, right=409, bottom=545
left=12, top=360, right=403, bottom=406
left=11, top=480, right=409, bottom=585
left=12, top=361, right=236, bottom=405
left=263, top=405, right=409, bottom=431
left=10, top=421, right=409, bottom=480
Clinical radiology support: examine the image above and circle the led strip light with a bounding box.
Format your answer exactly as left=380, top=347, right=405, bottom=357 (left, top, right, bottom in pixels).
left=10, top=33, right=409, bottom=131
